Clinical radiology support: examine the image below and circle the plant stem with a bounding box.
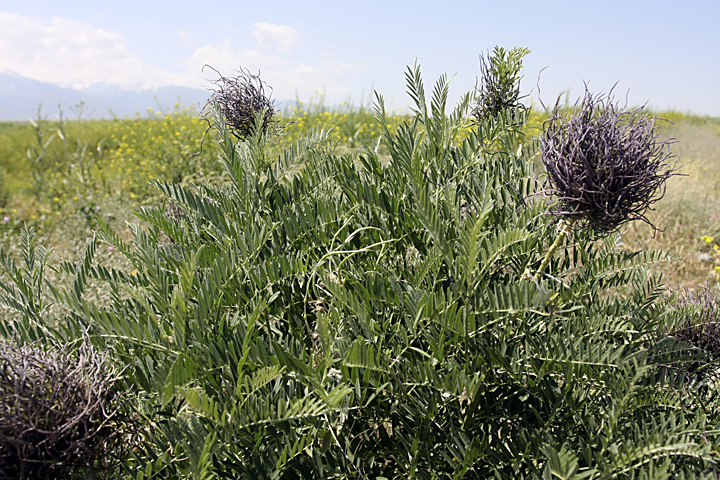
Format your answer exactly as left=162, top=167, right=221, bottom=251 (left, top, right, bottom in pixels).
left=535, top=220, right=572, bottom=281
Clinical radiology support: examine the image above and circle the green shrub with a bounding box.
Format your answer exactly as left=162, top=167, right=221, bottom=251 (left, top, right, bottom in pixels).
left=474, top=46, right=530, bottom=121
left=1, top=50, right=719, bottom=478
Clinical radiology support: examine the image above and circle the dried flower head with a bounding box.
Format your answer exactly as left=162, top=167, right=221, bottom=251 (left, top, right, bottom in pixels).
left=205, top=65, right=277, bottom=140
left=669, top=286, right=720, bottom=381
left=541, top=89, right=677, bottom=234
left=0, top=340, right=137, bottom=479
left=473, top=46, right=530, bottom=121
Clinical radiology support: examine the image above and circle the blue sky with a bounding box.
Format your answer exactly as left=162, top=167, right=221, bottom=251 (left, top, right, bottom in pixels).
left=1, top=1, right=718, bottom=116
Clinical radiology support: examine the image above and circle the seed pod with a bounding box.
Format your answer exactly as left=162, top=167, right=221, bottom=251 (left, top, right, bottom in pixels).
left=205, top=66, right=277, bottom=140
left=541, top=89, right=678, bottom=234
left=0, top=340, right=138, bottom=479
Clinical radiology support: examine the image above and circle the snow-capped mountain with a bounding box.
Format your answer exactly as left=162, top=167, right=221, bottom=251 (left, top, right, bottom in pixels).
left=0, top=72, right=209, bottom=121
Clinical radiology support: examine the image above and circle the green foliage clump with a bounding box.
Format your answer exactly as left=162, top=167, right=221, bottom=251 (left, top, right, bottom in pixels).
left=474, top=46, right=530, bottom=120
left=1, top=49, right=719, bottom=478
left=671, top=286, right=720, bottom=378
left=104, top=109, right=218, bottom=193
left=281, top=102, right=410, bottom=152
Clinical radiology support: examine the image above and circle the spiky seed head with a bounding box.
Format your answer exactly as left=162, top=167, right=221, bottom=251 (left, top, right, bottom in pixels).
left=541, top=89, right=678, bottom=235
left=0, top=340, right=137, bottom=478
left=205, top=66, right=277, bottom=140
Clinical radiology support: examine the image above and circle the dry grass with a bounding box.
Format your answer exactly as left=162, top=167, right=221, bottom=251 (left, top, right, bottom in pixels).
left=622, top=118, right=720, bottom=288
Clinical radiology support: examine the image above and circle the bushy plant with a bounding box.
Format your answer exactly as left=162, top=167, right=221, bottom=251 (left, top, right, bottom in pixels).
left=670, top=286, right=720, bottom=379
left=105, top=109, right=216, bottom=192
left=0, top=49, right=718, bottom=479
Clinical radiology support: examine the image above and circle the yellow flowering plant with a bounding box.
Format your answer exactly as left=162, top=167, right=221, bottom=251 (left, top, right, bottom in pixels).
left=700, top=235, right=720, bottom=276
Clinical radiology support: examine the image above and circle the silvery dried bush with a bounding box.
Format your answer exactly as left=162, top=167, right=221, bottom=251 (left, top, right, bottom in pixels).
left=541, top=89, right=678, bottom=235
left=0, top=339, right=137, bottom=479
left=205, top=65, right=277, bottom=140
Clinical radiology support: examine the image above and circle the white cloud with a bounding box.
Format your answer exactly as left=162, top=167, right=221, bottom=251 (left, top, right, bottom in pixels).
left=252, top=22, right=298, bottom=53
left=0, top=11, right=193, bottom=89
left=187, top=29, right=360, bottom=103
left=0, top=12, right=361, bottom=102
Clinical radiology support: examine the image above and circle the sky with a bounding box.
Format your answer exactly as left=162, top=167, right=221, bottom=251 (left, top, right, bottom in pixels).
left=1, top=0, right=719, bottom=116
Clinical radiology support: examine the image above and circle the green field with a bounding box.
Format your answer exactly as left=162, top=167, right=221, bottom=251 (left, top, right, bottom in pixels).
left=1, top=104, right=718, bottom=289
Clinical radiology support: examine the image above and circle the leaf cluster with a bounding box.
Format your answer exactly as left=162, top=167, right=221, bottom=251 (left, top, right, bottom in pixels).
left=668, top=286, right=720, bottom=381
left=474, top=46, right=530, bottom=121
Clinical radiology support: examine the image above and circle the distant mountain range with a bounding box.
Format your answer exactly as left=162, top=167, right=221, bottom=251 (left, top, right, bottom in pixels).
left=0, top=72, right=210, bottom=122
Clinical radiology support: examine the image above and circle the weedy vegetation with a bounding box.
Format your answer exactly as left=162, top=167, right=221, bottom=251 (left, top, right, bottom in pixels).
left=1, top=46, right=720, bottom=478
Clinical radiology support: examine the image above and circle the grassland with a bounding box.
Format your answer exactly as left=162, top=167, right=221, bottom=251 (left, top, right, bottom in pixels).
left=0, top=104, right=718, bottom=289
left=622, top=114, right=720, bottom=287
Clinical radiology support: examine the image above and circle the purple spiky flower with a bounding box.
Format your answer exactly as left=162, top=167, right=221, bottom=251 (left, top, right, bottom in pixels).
left=205, top=66, right=277, bottom=140
left=541, top=89, right=678, bottom=234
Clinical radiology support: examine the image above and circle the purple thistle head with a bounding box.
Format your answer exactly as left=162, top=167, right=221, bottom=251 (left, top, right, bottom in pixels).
left=205, top=66, right=277, bottom=140
left=541, top=89, right=678, bottom=235
left=0, top=340, right=138, bottom=477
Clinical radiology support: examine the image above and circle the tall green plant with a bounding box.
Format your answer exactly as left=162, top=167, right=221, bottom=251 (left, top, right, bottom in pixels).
left=1, top=50, right=718, bottom=478
left=25, top=107, right=57, bottom=200
left=474, top=46, right=530, bottom=120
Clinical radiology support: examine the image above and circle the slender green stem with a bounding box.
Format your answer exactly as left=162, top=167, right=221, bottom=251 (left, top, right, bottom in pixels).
left=534, top=220, right=572, bottom=281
